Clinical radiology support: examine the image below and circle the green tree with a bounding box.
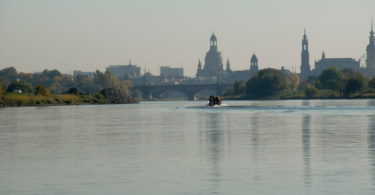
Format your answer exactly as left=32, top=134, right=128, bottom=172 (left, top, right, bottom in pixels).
left=343, top=73, right=368, bottom=97
left=233, top=80, right=246, bottom=95
left=34, top=85, right=51, bottom=96
left=369, top=77, right=375, bottom=89
left=319, top=67, right=344, bottom=91
left=6, top=80, right=34, bottom=93
left=0, top=67, right=17, bottom=79
left=246, top=68, right=288, bottom=98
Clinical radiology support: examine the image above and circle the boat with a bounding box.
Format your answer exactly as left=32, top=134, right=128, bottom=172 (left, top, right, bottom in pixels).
left=208, top=96, right=221, bottom=106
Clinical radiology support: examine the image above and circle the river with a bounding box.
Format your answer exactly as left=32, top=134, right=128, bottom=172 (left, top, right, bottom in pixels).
left=1, top=100, right=375, bottom=195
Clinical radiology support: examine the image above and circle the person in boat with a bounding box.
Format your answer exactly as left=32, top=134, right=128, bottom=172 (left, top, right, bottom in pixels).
left=215, top=96, right=221, bottom=105
left=208, top=95, right=215, bottom=106
left=208, top=95, right=221, bottom=106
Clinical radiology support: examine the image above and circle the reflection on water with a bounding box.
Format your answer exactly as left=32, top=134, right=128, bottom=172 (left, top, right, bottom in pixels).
left=302, top=114, right=312, bottom=187
left=368, top=115, right=375, bottom=185
left=0, top=100, right=375, bottom=195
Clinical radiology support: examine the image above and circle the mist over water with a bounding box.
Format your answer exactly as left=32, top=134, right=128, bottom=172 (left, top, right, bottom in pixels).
left=1, top=100, right=375, bottom=195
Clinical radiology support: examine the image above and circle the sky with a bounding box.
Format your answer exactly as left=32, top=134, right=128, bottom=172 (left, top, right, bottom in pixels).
left=0, top=0, right=374, bottom=76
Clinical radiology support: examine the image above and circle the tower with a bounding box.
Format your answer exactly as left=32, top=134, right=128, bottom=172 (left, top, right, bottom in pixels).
left=367, top=19, right=375, bottom=70
left=196, top=59, right=203, bottom=77
left=300, top=29, right=311, bottom=80
left=225, top=59, right=232, bottom=73
left=202, top=33, right=224, bottom=77
left=250, top=53, right=259, bottom=73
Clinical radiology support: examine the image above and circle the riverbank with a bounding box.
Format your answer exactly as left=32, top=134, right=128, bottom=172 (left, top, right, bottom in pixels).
left=0, top=93, right=138, bottom=107
left=223, top=90, right=375, bottom=100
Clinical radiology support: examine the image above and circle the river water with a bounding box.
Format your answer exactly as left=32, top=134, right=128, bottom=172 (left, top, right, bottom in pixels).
left=1, top=100, right=375, bottom=195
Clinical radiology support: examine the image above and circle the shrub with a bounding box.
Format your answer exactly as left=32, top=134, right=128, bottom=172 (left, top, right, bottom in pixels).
left=304, top=84, right=319, bottom=98
left=34, top=85, right=51, bottom=96
left=6, top=80, right=33, bottom=94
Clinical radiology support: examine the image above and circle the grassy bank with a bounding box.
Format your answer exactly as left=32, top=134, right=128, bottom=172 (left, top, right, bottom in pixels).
left=224, top=89, right=375, bottom=100
left=0, top=93, right=107, bottom=107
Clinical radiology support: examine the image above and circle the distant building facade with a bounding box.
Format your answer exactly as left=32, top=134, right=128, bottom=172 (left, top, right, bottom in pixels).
left=299, top=29, right=363, bottom=79
left=106, top=61, right=141, bottom=80
left=196, top=33, right=224, bottom=78
left=314, top=51, right=359, bottom=74
left=73, top=70, right=95, bottom=78
left=160, top=66, right=183, bottom=79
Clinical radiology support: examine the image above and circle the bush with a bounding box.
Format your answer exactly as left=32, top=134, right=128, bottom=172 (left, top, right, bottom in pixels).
left=34, top=85, right=51, bottom=96
left=304, top=84, right=319, bottom=98
left=6, top=80, right=34, bottom=94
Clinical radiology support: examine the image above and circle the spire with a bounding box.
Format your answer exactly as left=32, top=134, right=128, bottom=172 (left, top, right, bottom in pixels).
left=322, top=51, right=326, bottom=59
left=225, top=58, right=232, bottom=73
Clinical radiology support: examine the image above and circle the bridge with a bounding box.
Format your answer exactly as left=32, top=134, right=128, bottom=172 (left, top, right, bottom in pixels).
left=133, top=83, right=233, bottom=100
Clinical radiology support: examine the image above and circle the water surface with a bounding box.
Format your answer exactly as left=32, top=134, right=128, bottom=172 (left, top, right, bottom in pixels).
left=1, top=100, right=375, bottom=195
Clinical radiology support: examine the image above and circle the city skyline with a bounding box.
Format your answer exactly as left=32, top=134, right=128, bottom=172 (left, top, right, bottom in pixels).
left=0, top=0, right=374, bottom=76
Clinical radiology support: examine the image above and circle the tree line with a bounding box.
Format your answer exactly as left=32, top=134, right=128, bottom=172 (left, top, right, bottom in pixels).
left=0, top=67, right=132, bottom=96
left=225, top=67, right=375, bottom=99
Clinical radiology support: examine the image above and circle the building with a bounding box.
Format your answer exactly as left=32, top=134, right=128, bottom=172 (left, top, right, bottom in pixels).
left=73, top=70, right=95, bottom=78
left=196, top=33, right=224, bottom=78
left=314, top=51, right=359, bottom=74
left=300, top=29, right=311, bottom=80
left=106, top=61, right=141, bottom=80
left=250, top=53, right=259, bottom=76
left=366, top=20, right=375, bottom=74
left=160, top=66, right=183, bottom=79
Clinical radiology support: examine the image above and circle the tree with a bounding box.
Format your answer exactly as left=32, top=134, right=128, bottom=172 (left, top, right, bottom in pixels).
left=233, top=80, right=246, bottom=95
left=288, top=73, right=300, bottom=91
left=319, top=67, right=344, bottom=91
left=369, top=77, right=375, bottom=89
left=6, top=80, right=34, bottom=93
left=34, top=85, right=51, bottom=96
left=41, top=69, right=62, bottom=79
left=246, top=68, right=288, bottom=98
left=343, top=73, right=368, bottom=97
left=0, top=67, right=18, bottom=81
left=94, top=70, right=131, bottom=95
left=0, top=81, right=5, bottom=95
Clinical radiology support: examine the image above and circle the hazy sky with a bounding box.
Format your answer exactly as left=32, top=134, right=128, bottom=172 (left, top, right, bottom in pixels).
left=0, top=0, right=374, bottom=76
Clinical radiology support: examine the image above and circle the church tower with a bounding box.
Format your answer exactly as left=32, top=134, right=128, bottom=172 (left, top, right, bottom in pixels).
left=202, top=33, right=224, bottom=77
left=367, top=19, right=375, bottom=70
left=300, top=29, right=311, bottom=80
left=225, top=59, right=232, bottom=73
left=250, top=53, right=259, bottom=73
left=196, top=59, right=203, bottom=78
